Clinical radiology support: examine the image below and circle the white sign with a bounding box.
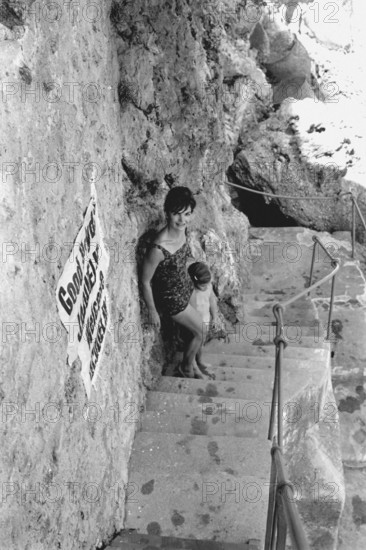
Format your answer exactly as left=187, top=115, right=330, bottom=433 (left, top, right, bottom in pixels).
left=56, top=188, right=110, bottom=397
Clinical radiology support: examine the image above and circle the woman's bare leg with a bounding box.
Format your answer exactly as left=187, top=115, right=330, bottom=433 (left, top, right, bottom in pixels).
left=172, top=304, right=206, bottom=378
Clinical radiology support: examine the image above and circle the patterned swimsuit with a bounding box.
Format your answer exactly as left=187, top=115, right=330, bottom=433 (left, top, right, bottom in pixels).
left=150, top=239, right=194, bottom=317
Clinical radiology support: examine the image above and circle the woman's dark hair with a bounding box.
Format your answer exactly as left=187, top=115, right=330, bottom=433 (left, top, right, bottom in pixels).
left=164, top=186, right=196, bottom=216
left=188, top=262, right=211, bottom=285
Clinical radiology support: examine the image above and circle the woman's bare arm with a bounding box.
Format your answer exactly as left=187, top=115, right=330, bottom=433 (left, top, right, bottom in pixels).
left=140, top=246, right=164, bottom=327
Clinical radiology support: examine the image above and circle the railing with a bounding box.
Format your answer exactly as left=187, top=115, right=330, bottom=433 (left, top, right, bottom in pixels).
left=224, top=180, right=357, bottom=549
left=224, top=181, right=366, bottom=260
left=265, top=438, right=310, bottom=550
left=350, top=193, right=366, bottom=258
left=264, top=242, right=339, bottom=550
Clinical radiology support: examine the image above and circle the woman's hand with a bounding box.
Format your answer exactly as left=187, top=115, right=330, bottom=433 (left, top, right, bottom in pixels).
left=141, top=246, right=163, bottom=331
left=148, top=308, right=161, bottom=329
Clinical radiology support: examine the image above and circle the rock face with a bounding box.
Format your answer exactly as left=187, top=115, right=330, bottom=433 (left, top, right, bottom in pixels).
left=0, top=3, right=134, bottom=549
left=231, top=0, right=366, bottom=232
left=0, top=1, right=258, bottom=548
left=0, top=0, right=352, bottom=548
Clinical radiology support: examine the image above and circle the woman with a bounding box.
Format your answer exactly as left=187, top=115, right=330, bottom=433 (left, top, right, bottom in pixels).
left=141, top=186, right=206, bottom=379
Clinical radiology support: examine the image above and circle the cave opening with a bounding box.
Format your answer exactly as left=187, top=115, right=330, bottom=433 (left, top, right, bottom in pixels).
left=230, top=185, right=299, bottom=227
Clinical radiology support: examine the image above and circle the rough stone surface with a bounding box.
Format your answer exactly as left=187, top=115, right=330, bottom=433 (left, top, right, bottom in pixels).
left=306, top=230, right=366, bottom=548
left=230, top=1, right=366, bottom=231
left=246, top=226, right=345, bottom=549
left=0, top=3, right=136, bottom=549
left=119, top=226, right=344, bottom=549
left=2, top=0, right=361, bottom=548
left=0, top=1, right=259, bottom=549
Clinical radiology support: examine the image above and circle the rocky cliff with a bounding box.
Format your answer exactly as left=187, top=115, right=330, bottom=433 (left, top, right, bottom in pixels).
left=0, top=1, right=259, bottom=548
left=2, top=0, right=359, bottom=547
left=229, top=0, right=366, bottom=232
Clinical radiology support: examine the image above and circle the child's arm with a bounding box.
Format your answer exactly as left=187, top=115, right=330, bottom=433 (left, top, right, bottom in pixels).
left=189, top=288, right=197, bottom=309
left=209, top=286, right=219, bottom=328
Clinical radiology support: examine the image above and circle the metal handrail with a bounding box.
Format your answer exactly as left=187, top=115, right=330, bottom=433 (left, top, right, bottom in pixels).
left=224, top=179, right=366, bottom=548
left=271, top=441, right=310, bottom=550
left=224, top=180, right=350, bottom=549
left=268, top=242, right=339, bottom=443
left=225, top=179, right=351, bottom=201
left=264, top=234, right=339, bottom=548
left=351, top=195, right=366, bottom=258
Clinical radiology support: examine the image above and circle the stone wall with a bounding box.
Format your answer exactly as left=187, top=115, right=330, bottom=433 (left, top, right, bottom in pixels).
left=0, top=1, right=255, bottom=548
left=0, top=2, right=137, bottom=548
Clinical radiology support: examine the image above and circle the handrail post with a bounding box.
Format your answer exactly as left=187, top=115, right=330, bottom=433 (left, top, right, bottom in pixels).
left=268, top=348, right=279, bottom=441
left=265, top=441, right=279, bottom=550
left=277, top=341, right=284, bottom=449
left=308, top=239, right=317, bottom=295
left=272, top=304, right=286, bottom=450
left=270, top=504, right=278, bottom=550
left=351, top=196, right=356, bottom=259
left=276, top=493, right=287, bottom=550
left=326, top=265, right=337, bottom=340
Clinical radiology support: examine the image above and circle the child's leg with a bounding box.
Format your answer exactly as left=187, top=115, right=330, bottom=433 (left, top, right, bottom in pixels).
left=196, top=349, right=212, bottom=369
left=195, top=322, right=212, bottom=370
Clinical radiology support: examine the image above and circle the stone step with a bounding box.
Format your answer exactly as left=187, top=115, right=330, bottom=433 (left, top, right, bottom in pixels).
left=124, top=470, right=269, bottom=543
left=204, top=341, right=329, bottom=361
left=244, top=307, right=317, bottom=323
left=249, top=226, right=351, bottom=247
left=248, top=227, right=343, bottom=258
left=248, top=262, right=335, bottom=289
left=160, top=361, right=324, bottom=401
left=223, top=333, right=329, bottom=348
left=257, top=336, right=329, bottom=348
left=142, top=393, right=270, bottom=438
left=157, top=376, right=273, bottom=401
left=243, top=293, right=314, bottom=306
left=140, top=410, right=268, bottom=439
left=146, top=392, right=270, bottom=417
left=225, top=319, right=327, bottom=340
left=204, top=353, right=324, bottom=370
left=249, top=226, right=310, bottom=239
left=129, top=432, right=271, bottom=479
left=177, top=365, right=275, bottom=383
left=142, top=349, right=323, bottom=436
left=246, top=249, right=314, bottom=269
left=106, top=531, right=260, bottom=549
left=244, top=315, right=322, bottom=329
left=332, top=230, right=352, bottom=243
left=245, top=312, right=319, bottom=327
left=247, top=271, right=309, bottom=287
left=244, top=307, right=317, bottom=321
left=243, top=292, right=312, bottom=303
left=124, top=432, right=271, bottom=545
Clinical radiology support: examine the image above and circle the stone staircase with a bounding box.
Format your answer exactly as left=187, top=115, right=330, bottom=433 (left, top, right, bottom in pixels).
left=106, top=227, right=343, bottom=550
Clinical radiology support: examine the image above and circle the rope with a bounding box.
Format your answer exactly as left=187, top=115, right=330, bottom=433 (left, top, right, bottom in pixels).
left=225, top=180, right=352, bottom=201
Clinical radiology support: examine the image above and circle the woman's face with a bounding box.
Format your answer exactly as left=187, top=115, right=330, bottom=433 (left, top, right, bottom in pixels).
left=167, top=207, right=192, bottom=231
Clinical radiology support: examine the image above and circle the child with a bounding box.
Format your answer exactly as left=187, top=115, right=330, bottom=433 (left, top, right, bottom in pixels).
left=188, top=261, right=219, bottom=373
